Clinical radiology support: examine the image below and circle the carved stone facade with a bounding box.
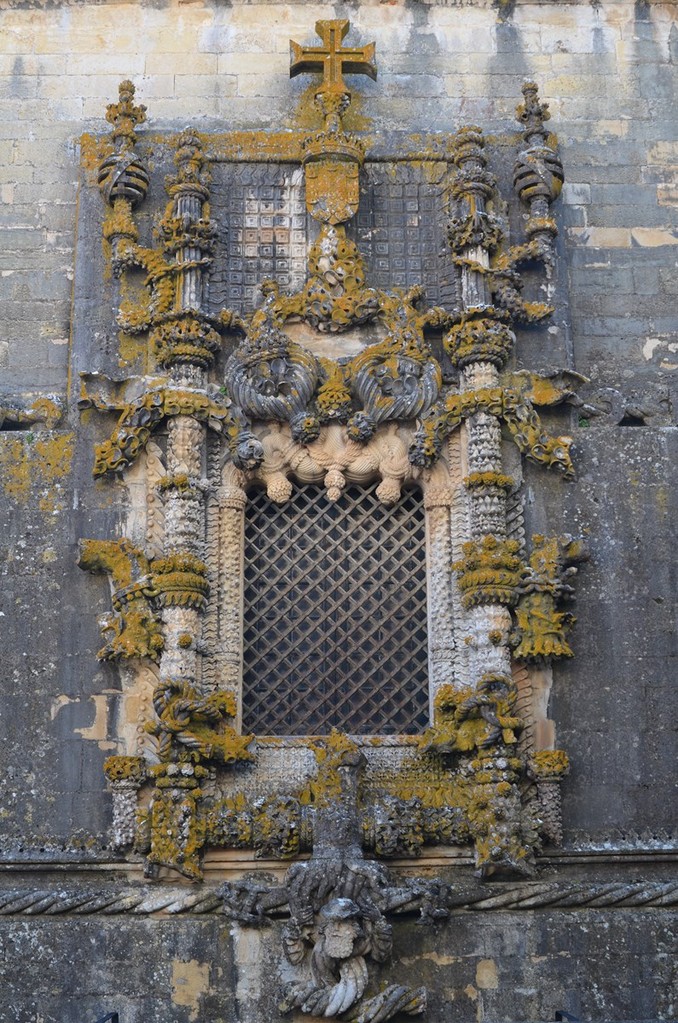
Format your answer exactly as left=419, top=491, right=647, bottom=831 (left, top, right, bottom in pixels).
left=2, top=4, right=677, bottom=1022
left=64, top=21, right=600, bottom=1015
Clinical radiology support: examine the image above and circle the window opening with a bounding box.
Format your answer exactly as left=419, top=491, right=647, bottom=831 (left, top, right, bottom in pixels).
left=242, top=481, right=429, bottom=736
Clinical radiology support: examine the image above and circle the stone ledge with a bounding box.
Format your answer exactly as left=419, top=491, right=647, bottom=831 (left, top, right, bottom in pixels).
left=0, top=878, right=676, bottom=916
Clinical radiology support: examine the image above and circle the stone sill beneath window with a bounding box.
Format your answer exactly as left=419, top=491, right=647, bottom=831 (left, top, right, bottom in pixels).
left=1, top=845, right=677, bottom=881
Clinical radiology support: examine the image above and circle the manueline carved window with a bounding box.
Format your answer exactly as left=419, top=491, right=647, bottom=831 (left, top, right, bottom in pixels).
left=242, top=481, right=429, bottom=736
left=81, top=33, right=582, bottom=894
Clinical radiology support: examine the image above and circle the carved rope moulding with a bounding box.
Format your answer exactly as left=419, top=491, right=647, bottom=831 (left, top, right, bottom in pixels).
left=1, top=881, right=676, bottom=917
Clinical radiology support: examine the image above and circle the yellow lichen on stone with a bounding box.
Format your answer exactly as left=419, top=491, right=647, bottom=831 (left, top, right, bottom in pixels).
left=103, top=755, right=146, bottom=783
left=102, top=197, right=139, bottom=245
left=530, top=749, right=570, bottom=778
left=78, top=538, right=150, bottom=592
left=80, top=132, right=113, bottom=180
left=299, top=730, right=360, bottom=807
left=512, top=599, right=575, bottom=660
left=420, top=677, right=522, bottom=757
left=0, top=432, right=74, bottom=516
left=27, top=398, right=62, bottom=430
left=465, top=471, right=514, bottom=491
left=453, top=536, right=523, bottom=609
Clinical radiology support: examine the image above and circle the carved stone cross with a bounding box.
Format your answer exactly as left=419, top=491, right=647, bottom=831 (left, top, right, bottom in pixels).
left=290, top=19, right=376, bottom=94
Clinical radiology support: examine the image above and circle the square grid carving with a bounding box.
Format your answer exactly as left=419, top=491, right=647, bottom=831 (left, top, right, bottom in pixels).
left=242, top=483, right=429, bottom=736
left=208, top=164, right=308, bottom=316
left=208, top=162, right=458, bottom=318
left=355, top=163, right=458, bottom=309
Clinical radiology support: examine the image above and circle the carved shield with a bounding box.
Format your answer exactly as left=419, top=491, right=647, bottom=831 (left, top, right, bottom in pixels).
left=305, top=160, right=360, bottom=225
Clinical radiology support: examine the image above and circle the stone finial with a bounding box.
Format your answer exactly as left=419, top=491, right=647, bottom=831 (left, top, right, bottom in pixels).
left=105, top=79, right=147, bottom=150
left=515, top=81, right=550, bottom=141
left=514, top=81, right=563, bottom=215
left=99, top=80, right=149, bottom=209
left=171, top=129, right=209, bottom=192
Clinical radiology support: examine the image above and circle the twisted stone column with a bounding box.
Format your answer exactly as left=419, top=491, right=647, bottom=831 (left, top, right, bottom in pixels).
left=448, top=128, right=516, bottom=685
left=154, top=133, right=215, bottom=692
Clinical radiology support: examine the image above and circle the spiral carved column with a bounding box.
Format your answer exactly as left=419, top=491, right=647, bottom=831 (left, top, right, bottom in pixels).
left=145, top=133, right=219, bottom=698
left=447, top=128, right=517, bottom=687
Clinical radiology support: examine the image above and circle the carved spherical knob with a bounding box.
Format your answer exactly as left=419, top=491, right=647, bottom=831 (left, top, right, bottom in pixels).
left=513, top=147, right=564, bottom=205
left=98, top=152, right=150, bottom=206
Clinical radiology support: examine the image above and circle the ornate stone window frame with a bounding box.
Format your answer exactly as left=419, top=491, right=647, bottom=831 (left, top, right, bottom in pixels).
left=216, top=422, right=461, bottom=735
left=78, top=27, right=586, bottom=912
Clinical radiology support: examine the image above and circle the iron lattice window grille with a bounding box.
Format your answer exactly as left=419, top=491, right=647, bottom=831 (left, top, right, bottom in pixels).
left=242, top=482, right=429, bottom=736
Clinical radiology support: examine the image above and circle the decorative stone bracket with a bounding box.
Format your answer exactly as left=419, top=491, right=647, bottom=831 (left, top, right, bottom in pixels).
left=220, top=737, right=437, bottom=1023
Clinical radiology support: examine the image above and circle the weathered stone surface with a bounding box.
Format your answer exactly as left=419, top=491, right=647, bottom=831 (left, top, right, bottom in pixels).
left=0, top=887, right=675, bottom=1023
left=1, top=1, right=677, bottom=1020
left=526, top=426, right=678, bottom=849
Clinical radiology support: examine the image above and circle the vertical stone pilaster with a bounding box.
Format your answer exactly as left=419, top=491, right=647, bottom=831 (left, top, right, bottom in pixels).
left=157, top=415, right=207, bottom=686
left=448, top=129, right=515, bottom=687
left=151, top=130, right=217, bottom=693
left=216, top=471, right=247, bottom=720
left=424, top=483, right=457, bottom=710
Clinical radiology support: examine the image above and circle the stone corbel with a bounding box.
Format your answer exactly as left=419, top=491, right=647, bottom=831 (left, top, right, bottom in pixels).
left=512, top=534, right=588, bottom=662
left=220, top=736, right=435, bottom=1023
left=77, top=538, right=163, bottom=662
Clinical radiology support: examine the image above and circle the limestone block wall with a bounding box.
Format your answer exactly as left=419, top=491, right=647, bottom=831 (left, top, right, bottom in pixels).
left=0, top=1, right=676, bottom=1021
left=2, top=0, right=678, bottom=399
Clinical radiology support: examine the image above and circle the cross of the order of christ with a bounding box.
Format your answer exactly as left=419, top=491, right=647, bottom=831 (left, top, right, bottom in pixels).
left=290, top=20, right=376, bottom=95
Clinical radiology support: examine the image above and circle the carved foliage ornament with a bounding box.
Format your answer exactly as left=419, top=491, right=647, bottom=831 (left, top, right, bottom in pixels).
left=79, top=23, right=587, bottom=1023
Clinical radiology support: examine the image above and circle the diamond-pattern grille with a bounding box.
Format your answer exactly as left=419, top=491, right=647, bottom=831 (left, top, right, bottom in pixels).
left=242, top=484, right=429, bottom=736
